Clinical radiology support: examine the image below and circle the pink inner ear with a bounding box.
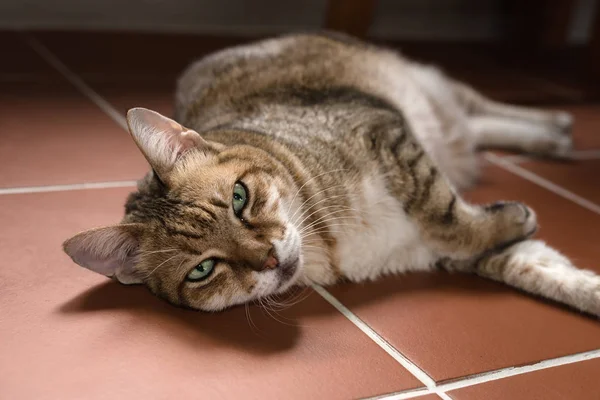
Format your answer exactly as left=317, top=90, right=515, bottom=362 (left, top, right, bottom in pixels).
left=126, top=108, right=208, bottom=178
left=63, top=225, right=142, bottom=284
left=73, top=254, right=122, bottom=277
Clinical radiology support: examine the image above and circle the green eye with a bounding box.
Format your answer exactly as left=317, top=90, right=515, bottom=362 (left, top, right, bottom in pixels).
left=232, top=182, right=248, bottom=216
left=186, top=259, right=215, bottom=282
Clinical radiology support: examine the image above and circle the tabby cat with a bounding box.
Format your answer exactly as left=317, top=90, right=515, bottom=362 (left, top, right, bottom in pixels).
left=63, top=32, right=600, bottom=316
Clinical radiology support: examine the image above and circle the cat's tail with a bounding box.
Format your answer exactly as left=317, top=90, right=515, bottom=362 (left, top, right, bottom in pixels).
left=444, top=240, right=600, bottom=317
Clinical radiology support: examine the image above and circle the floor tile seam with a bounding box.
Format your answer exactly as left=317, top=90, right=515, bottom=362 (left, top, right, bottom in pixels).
left=25, top=35, right=439, bottom=394
left=371, top=348, right=600, bottom=399
left=0, top=181, right=138, bottom=195
left=483, top=152, right=600, bottom=215
left=311, top=284, right=438, bottom=391
left=22, top=31, right=600, bottom=219
left=21, top=31, right=600, bottom=399
left=361, top=387, right=434, bottom=400
left=22, top=33, right=128, bottom=130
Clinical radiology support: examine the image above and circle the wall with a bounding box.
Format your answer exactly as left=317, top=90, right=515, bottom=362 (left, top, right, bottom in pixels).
left=0, top=0, right=596, bottom=43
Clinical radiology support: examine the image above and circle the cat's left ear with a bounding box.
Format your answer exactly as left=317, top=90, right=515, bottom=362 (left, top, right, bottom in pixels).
left=63, top=224, right=144, bottom=285
left=126, top=107, right=217, bottom=185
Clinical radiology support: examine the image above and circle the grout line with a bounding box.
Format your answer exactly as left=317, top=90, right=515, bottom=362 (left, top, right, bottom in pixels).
left=436, top=391, right=452, bottom=400
left=24, top=32, right=598, bottom=400
left=22, top=33, right=128, bottom=130
left=26, top=35, right=450, bottom=396
left=311, top=284, right=438, bottom=391
left=484, top=152, right=600, bottom=215
left=434, top=348, right=600, bottom=394
left=500, top=154, right=530, bottom=164
left=0, top=181, right=137, bottom=195
left=362, top=387, right=434, bottom=400
left=372, top=348, right=600, bottom=399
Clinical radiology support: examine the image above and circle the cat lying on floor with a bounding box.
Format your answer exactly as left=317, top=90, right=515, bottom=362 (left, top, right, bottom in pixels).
left=63, top=32, right=600, bottom=316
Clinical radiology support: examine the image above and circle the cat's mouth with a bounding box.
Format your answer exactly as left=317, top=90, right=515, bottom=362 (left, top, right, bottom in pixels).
left=276, top=255, right=301, bottom=289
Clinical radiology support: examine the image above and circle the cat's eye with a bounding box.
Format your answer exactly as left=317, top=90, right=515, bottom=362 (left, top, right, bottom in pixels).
left=186, top=259, right=215, bottom=282
left=232, top=182, right=248, bottom=216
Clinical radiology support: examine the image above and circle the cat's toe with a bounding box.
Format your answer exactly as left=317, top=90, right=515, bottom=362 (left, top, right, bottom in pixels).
left=550, top=134, right=574, bottom=159
left=553, top=112, right=573, bottom=136
left=489, top=201, right=538, bottom=238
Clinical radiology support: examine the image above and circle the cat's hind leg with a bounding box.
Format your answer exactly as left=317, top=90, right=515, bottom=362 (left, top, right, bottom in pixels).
left=374, top=120, right=537, bottom=260
left=443, top=240, right=600, bottom=317
left=469, top=116, right=573, bottom=158
left=451, top=81, right=573, bottom=158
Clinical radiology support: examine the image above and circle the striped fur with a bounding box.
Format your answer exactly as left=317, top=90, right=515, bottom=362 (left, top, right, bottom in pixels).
left=63, top=32, right=599, bottom=317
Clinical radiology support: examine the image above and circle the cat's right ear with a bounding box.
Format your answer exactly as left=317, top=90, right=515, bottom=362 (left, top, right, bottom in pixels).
left=126, top=108, right=216, bottom=185
left=62, top=224, right=144, bottom=285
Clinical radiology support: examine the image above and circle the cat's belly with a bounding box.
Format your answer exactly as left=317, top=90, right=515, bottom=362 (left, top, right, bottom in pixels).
left=336, top=175, right=437, bottom=282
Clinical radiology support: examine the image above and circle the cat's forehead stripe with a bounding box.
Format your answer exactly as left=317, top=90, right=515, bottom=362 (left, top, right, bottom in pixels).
left=210, top=197, right=229, bottom=208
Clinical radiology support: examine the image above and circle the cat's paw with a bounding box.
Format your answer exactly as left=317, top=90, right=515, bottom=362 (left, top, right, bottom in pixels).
left=488, top=201, right=538, bottom=240
left=552, top=112, right=573, bottom=136
left=551, top=134, right=573, bottom=158
left=527, top=129, right=573, bottom=160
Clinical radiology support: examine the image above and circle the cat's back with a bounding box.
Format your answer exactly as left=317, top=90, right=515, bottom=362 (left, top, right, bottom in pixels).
left=174, top=32, right=409, bottom=127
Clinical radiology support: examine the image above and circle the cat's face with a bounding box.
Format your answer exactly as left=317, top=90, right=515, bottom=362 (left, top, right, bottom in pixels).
left=63, top=108, right=304, bottom=311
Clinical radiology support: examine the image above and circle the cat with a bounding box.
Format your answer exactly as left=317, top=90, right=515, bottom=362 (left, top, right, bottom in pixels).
left=63, top=32, right=600, bottom=316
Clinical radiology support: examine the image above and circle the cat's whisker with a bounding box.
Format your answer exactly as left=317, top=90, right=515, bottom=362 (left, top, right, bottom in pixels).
left=288, top=184, right=347, bottom=224
left=299, top=214, right=360, bottom=234
left=298, top=238, right=325, bottom=244
left=290, top=194, right=347, bottom=226
left=245, top=303, right=262, bottom=335
left=296, top=207, right=361, bottom=235
left=144, top=253, right=181, bottom=278
left=292, top=196, right=371, bottom=228
left=281, top=288, right=313, bottom=308
left=295, top=204, right=359, bottom=231
left=261, top=302, right=304, bottom=326
left=301, top=230, right=344, bottom=239
left=257, top=298, right=300, bottom=326
left=262, top=289, right=313, bottom=320
left=300, top=223, right=362, bottom=238
left=301, top=245, right=323, bottom=250
left=137, top=248, right=178, bottom=257
left=302, top=221, right=364, bottom=235
left=286, top=169, right=348, bottom=216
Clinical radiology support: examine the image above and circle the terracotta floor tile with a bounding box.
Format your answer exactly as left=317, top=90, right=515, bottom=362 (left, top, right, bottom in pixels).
left=0, top=189, right=421, bottom=400
left=0, top=81, right=148, bottom=188
left=466, top=164, right=600, bottom=272
left=449, top=358, right=600, bottom=400
left=328, top=165, right=600, bottom=381
left=518, top=159, right=600, bottom=204
left=95, top=82, right=175, bottom=118
left=413, top=394, right=443, bottom=399
left=568, top=105, right=600, bottom=149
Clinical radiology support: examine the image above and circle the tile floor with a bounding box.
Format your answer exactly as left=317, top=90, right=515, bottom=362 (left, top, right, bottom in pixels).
left=1, top=31, right=599, bottom=399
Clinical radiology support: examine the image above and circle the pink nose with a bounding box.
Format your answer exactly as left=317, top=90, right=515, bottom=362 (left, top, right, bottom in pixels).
left=263, top=255, right=279, bottom=270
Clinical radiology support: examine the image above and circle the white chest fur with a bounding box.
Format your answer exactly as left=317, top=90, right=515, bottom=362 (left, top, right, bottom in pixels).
left=335, top=176, right=437, bottom=282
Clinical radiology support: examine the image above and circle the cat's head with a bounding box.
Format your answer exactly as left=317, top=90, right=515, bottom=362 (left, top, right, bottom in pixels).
left=63, top=108, right=304, bottom=311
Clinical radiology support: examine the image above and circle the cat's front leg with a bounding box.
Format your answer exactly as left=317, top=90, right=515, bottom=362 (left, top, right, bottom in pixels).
left=464, top=240, right=600, bottom=317
left=366, top=118, right=537, bottom=260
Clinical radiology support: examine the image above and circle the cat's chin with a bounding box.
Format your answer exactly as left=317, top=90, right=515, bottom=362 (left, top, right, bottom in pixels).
left=275, top=255, right=303, bottom=294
